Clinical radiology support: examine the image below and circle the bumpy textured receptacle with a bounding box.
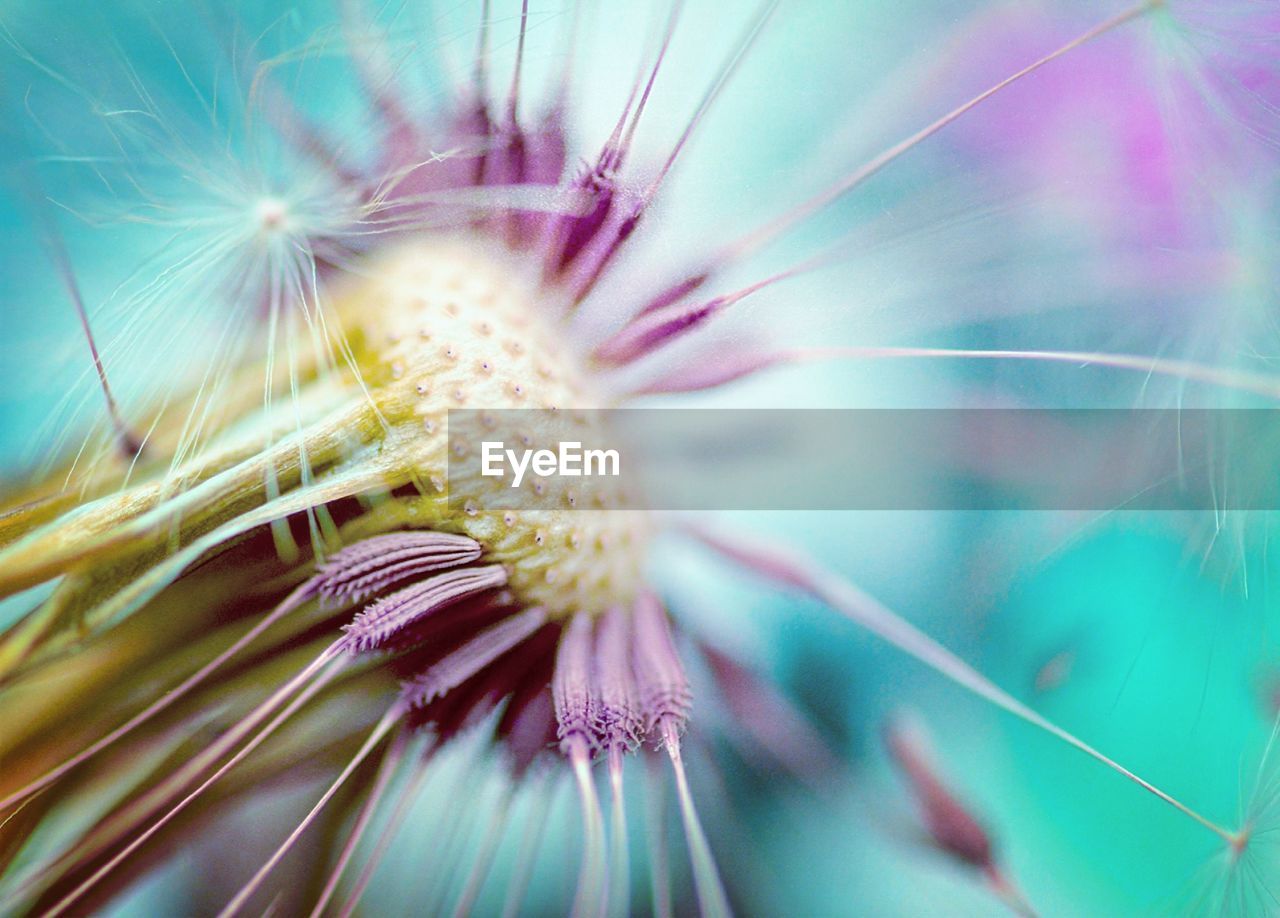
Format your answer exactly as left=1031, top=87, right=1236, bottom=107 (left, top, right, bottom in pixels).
left=327, top=238, right=650, bottom=618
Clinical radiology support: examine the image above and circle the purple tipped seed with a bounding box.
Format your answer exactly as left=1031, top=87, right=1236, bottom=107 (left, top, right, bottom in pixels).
left=343, top=565, right=508, bottom=653
left=315, top=532, right=484, bottom=604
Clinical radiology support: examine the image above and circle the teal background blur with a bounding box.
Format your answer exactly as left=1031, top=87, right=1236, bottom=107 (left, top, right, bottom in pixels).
left=3, top=1, right=1279, bottom=915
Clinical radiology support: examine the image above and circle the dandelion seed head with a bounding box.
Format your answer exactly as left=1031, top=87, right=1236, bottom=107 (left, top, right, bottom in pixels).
left=1186, top=718, right=1280, bottom=914
left=251, top=195, right=291, bottom=235
left=318, top=236, right=650, bottom=618
left=1, top=0, right=1276, bottom=913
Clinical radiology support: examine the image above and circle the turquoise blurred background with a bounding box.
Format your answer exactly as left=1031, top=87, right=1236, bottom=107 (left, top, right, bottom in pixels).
left=3, top=1, right=1279, bottom=915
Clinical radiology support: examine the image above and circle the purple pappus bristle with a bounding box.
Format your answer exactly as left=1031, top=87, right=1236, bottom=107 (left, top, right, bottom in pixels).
left=684, top=524, right=814, bottom=591
left=701, top=641, right=840, bottom=783
left=565, top=198, right=643, bottom=306
left=494, top=123, right=529, bottom=188
left=26, top=160, right=144, bottom=458
left=633, top=269, right=712, bottom=318
left=464, top=0, right=495, bottom=187
left=473, top=1, right=532, bottom=214
left=596, top=269, right=787, bottom=366
left=524, top=104, right=570, bottom=187
left=539, top=0, right=679, bottom=280
left=407, top=624, right=538, bottom=741
left=631, top=591, right=692, bottom=736
left=342, top=564, right=508, bottom=653
left=400, top=605, right=548, bottom=708
left=593, top=291, right=730, bottom=366
left=509, top=109, right=570, bottom=242
left=315, top=532, right=484, bottom=604
left=498, top=630, right=561, bottom=776
left=538, top=33, right=703, bottom=308
left=884, top=714, right=995, bottom=871
left=505, top=688, right=557, bottom=775
left=382, top=595, right=516, bottom=667
left=602, top=237, right=838, bottom=361
left=612, top=0, right=683, bottom=174
left=548, top=166, right=618, bottom=275
left=594, top=605, right=643, bottom=752
left=493, top=0, right=531, bottom=194
left=502, top=0, right=531, bottom=125
left=567, top=0, right=776, bottom=306
left=553, top=611, right=598, bottom=753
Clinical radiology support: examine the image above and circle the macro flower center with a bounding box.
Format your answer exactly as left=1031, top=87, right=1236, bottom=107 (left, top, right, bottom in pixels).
left=332, top=236, right=649, bottom=619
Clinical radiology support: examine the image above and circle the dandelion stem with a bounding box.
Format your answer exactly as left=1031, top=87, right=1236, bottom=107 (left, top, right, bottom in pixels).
left=642, top=0, right=776, bottom=203
left=500, top=768, right=558, bottom=918
left=617, top=0, right=684, bottom=171
left=643, top=752, right=674, bottom=918
left=0, top=580, right=317, bottom=814
left=337, top=744, right=436, bottom=918
left=417, top=751, right=482, bottom=914
left=569, top=0, right=776, bottom=308
left=606, top=744, right=631, bottom=918
left=218, top=704, right=403, bottom=918
left=337, top=0, right=414, bottom=140
left=720, top=0, right=1161, bottom=265
left=661, top=718, right=732, bottom=918
left=309, top=728, right=410, bottom=918
left=45, top=647, right=347, bottom=918
left=34, top=187, right=142, bottom=457
left=449, top=781, right=514, bottom=918
left=808, top=346, right=1280, bottom=401
left=687, top=525, right=1239, bottom=846
left=631, top=345, right=1280, bottom=400
left=474, top=0, right=492, bottom=107
left=569, top=737, right=607, bottom=918
left=504, top=0, right=530, bottom=126
left=631, top=0, right=1162, bottom=324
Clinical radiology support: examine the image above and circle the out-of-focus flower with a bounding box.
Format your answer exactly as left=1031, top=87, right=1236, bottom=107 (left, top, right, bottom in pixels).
left=0, top=1, right=1277, bottom=915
